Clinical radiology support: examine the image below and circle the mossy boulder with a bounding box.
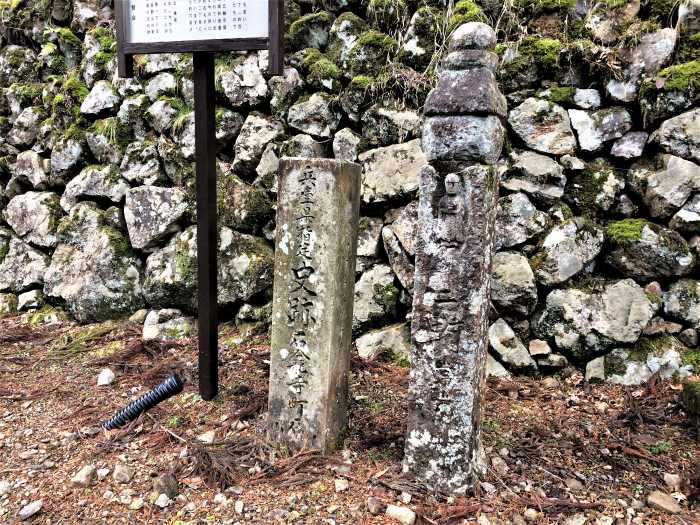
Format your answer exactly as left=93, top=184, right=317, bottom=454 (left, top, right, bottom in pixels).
left=0, top=45, right=40, bottom=87
left=286, top=11, right=335, bottom=51
left=664, top=279, right=700, bottom=326
left=217, top=170, right=274, bottom=234
left=0, top=0, right=52, bottom=46
left=604, top=335, right=694, bottom=385
left=81, top=26, right=117, bottom=88
left=640, top=60, right=699, bottom=126
left=448, top=0, right=488, bottom=32
left=398, top=7, right=444, bottom=70
left=44, top=202, right=145, bottom=323
left=347, top=30, right=398, bottom=77
left=605, top=219, right=695, bottom=281
left=327, top=11, right=368, bottom=66
left=499, top=37, right=563, bottom=90
left=367, top=0, right=407, bottom=31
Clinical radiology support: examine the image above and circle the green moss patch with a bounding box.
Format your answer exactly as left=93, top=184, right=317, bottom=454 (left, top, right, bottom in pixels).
left=517, top=0, right=576, bottom=16
left=606, top=219, right=648, bottom=245
left=449, top=0, right=487, bottom=31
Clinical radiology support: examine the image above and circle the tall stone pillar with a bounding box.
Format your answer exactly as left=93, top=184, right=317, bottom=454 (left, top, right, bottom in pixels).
left=268, top=159, right=361, bottom=453
left=403, top=22, right=506, bottom=495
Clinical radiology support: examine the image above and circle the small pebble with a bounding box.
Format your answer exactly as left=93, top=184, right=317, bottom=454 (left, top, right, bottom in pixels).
left=234, top=499, right=244, bottom=514
left=386, top=504, right=416, bottom=525
left=97, top=368, right=115, bottom=386
left=70, top=465, right=96, bottom=487
left=334, top=478, right=349, bottom=492
left=367, top=496, right=384, bottom=515
left=154, top=493, right=172, bottom=509
left=18, top=500, right=42, bottom=521
left=113, top=463, right=132, bottom=484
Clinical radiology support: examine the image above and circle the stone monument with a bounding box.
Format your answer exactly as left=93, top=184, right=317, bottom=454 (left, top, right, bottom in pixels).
left=403, top=22, right=506, bottom=495
left=268, top=159, right=361, bottom=453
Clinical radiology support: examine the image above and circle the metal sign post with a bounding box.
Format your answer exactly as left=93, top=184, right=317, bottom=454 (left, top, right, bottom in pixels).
left=116, top=0, right=284, bottom=400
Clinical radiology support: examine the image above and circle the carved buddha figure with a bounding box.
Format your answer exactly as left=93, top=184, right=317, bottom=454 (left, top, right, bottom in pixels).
left=435, top=173, right=466, bottom=248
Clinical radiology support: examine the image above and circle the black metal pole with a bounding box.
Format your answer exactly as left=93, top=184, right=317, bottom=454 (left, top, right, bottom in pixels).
left=194, top=52, right=218, bottom=401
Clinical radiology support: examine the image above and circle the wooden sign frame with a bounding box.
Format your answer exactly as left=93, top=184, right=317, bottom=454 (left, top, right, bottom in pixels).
left=115, top=0, right=285, bottom=77
left=114, top=0, right=285, bottom=401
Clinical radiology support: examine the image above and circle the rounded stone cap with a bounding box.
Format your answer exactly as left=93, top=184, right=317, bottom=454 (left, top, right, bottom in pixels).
left=449, top=22, right=497, bottom=51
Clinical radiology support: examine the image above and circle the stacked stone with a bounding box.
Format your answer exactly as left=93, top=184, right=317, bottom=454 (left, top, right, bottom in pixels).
left=403, top=22, right=505, bottom=496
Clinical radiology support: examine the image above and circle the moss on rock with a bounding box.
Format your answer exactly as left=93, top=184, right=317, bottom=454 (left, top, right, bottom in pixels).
left=606, top=218, right=647, bottom=244
left=286, top=11, right=334, bottom=51
left=348, top=30, right=398, bottom=77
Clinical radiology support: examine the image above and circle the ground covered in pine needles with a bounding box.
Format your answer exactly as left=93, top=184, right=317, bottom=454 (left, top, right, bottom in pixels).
left=0, top=314, right=698, bottom=524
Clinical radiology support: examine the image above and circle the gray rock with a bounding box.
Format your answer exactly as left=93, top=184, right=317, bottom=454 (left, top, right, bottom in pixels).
left=333, top=127, right=363, bottom=162
left=11, top=151, right=51, bottom=189
left=508, top=98, right=577, bottom=156
left=356, top=217, right=383, bottom=271
left=18, top=289, right=44, bottom=311
left=145, top=98, right=179, bottom=134
left=670, top=194, right=700, bottom=233
left=502, top=150, right=566, bottom=205
left=606, top=220, right=694, bottom=280
left=281, top=133, right=325, bottom=158
left=573, top=89, right=602, bottom=109
left=80, top=80, right=120, bottom=115
left=117, top=95, right=149, bottom=140
left=634, top=155, right=700, bottom=219
left=218, top=227, right=274, bottom=306
left=422, top=115, right=504, bottom=165
left=60, top=165, right=130, bottom=212
left=86, top=123, right=124, bottom=165
left=606, top=339, right=693, bottom=386
left=112, top=463, right=132, bottom=484
left=18, top=500, right=43, bottom=521
left=120, top=141, right=164, bottom=185
left=647, top=490, right=682, bottom=514
left=44, top=203, right=144, bottom=323
left=0, top=237, right=49, bottom=292
left=679, top=328, right=698, bottom=347
left=534, top=279, right=657, bottom=360
left=656, top=108, right=700, bottom=163
left=491, top=252, right=538, bottom=316
left=142, top=309, right=194, bottom=342
left=585, top=356, right=605, bottom=382
left=664, top=279, right=700, bottom=326
left=568, top=108, right=633, bottom=153
left=233, top=113, right=285, bottom=177
left=495, top=193, right=548, bottom=250
left=355, top=323, right=410, bottom=362
left=235, top=302, right=272, bottom=337
left=363, top=104, right=422, bottom=146
left=566, top=159, right=624, bottom=213
left=360, top=139, right=426, bottom=204
left=145, top=72, right=177, bottom=101
left=3, top=192, right=62, bottom=248
left=611, top=132, right=648, bottom=159
left=388, top=202, right=418, bottom=256
left=353, top=264, right=398, bottom=332
left=382, top=226, right=414, bottom=291
left=486, top=354, right=512, bottom=378
left=51, top=137, right=85, bottom=181
left=488, top=318, right=537, bottom=371
left=172, top=112, right=195, bottom=159
left=424, top=69, right=507, bottom=118
left=218, top=55, right=268, bottom=107
left=218, top=173, right=274, bottom=233
left=268, top=67, right=303, bottom=117
left=0, top=46, right=39, bottom=86
left=124, top=186, right=188, bottom=251
left=8, top=107, right=44, bottom=148
left=287, top=93, right=340, bottom=138
left=70, top=465, right=96, bottom=487
left=215, top=108, right=244, bottom=144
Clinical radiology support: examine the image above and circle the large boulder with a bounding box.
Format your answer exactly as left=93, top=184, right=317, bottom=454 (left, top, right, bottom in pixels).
left=495, top=193, right=548, bottom=250
left=508, top=98, right=577, bottom=156
left=491, top=252, right=538, bottom=316
left=0, top=237, right=50, bottom=292
left=232, top=113, right=285, bottom=177
left=124, top=186, right=189, bottom=251
left=355, top=323, right=411, bottom=363
left=502, top=150, right=567, bottom=205
left=44, top=203, right=144, bottom=322
left=533, top=279, right=658, bottom=360
left=60, top=165, right=130, bottom=212
left=143, top=226, right=274, bottom=310
left=359, top=139, right=426, bottom=204
left=120, top=141, right=165, bottom=186
left=217, top=54, right=268, bottom=107
left=3, top=192, right=62, bottom=248
left=11, top=151, right=52, bottom=189
left=287, top=93, right=340, bottom=138
left=630, top=155, right=700, bottom=219
left=605, top=219, right=694, bottom=281
left=604, top=336, right=694, bottom=386
left=531, top=219, right=604, bottom=286
left=655, top=108, right=700, bottom=164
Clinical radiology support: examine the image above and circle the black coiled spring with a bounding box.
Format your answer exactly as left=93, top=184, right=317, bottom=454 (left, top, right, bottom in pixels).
left=102, top=374, right=184, bottom=430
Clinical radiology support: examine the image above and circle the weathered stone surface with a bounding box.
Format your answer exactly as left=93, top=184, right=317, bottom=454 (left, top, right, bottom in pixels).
left=441, top=50, right=499, bottom=73
left=647, top=490, right=682, bottom=514
left=656, top=108, right=700, bottom=163
left=269, top=67, right=303, bottom=117
left=670, top=194, right=700, bottom=233
left=359, top=139, right=426, bottom=204
left=422, top=115, right=504, bottom=164
left=568, top=108, right=633, bottom=152
left=486, top=354, right=511, bottom=378
left=3, top=192, right=62, bottom=248
left=218, top=173, right=274, bottom=233
left=8, top=107, right=44, bottom=148
left=145, top=72, right=177, bottom=101
left=280, top=134, right=325, bottom=158
left=80, top=80, right=120, bottom=115
left=17, top=289, right=44, bottom=311
left=389, top=202, right=418, bottom=256
left=145, top=99, right=178, bottom=134
left=605, top=338, right=693, bottom=386
left=287, top=93, right=340, bottom=138
left=333, top=127, right=364, bottom=162
left=362, top=105, right=422, bottom=147
left=142, top=309, right=194, bottom=342
left=218, top=55, right=268, bottom=107
left=488, top=318, right=537, bottom=371
left=611, top=132, right=648, bottom=159
left=44, top=203, right=144, bottom=322
left=533, top=279, right=657, bottom=360
left=11, top=151, right=52, bottom=189
left=495, top=193, right=548, bottom=250
left=0, top=237, right=49, bottom=292
left=491, top=252, right=538, bottom=316
left=0, top=46, right=39, bottom=86
left=606, top=219, right=694, bottom=280
left=448, top=22, right=497, bottom=51
left=353, top=264, right=399, bottom=333
left=269, top=159, right=360, bottom=454
left=405, top=163, right=498, bottom=495
left=355, top=323, right=410, bottom=362
left=502, top=150, right=566, bottom=205
left=424, top=69, right=507, bottom=118
left=60, top=165, right=130, bottom=212
left=532, top=219, right=604, bottom=286
left=50, top=137, right=85, bottom=181
left=143, top=226, right=274, bottom=310
left=120, top=141, right=165, bottom=185
left=382, top=226, right=414, bottom=292
left=633, top=155, right=700, bottom=219
left=508, top=98, right=577, bottom=156
left=664, top=279, right=700, bottom=326
left=232, top=113, right=285, bottom=177
left=124, top=186, right=188, bottom=251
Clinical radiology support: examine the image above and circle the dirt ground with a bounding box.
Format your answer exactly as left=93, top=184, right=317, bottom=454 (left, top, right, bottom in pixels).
left=0, top=314, right=698, bottom=524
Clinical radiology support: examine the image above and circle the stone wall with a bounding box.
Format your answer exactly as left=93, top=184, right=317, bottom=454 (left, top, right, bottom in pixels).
left=0, top=0, right=698, bottom=383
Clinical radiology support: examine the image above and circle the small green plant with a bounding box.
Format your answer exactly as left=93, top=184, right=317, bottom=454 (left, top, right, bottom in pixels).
left=166, top=416, right=181, bottom=429
left=649, top=441, right=671, bottom=455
